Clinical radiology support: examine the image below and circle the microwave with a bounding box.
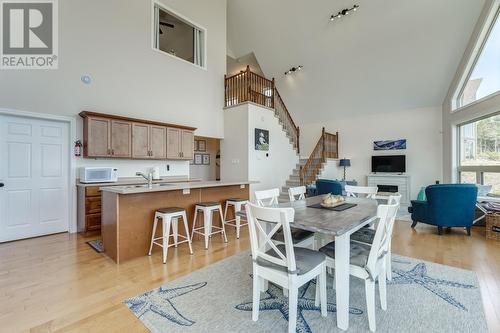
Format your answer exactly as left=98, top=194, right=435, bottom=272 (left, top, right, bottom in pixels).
left=79, top=167, right=118, bottom=183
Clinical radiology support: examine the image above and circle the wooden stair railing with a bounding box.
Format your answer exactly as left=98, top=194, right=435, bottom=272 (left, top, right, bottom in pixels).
left=300, top=127, right=339, bottom=186
left=224, top=65, right=300, bottom=153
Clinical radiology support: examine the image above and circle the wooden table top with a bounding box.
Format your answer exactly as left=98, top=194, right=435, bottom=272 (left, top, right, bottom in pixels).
left=239, top=196, right=379, bottom=236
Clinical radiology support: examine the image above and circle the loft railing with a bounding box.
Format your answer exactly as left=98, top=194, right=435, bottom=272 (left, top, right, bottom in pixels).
left=225, top=66, right=274, bottom=108
left=224, top=65, right=300, bottom=153
left=300, top=127, right=339, bottom=186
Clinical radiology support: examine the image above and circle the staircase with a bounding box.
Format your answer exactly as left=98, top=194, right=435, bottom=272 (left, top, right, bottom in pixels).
left=225, top=66, right=300, bottom=153
left=224, top=67, right=339, bottom=200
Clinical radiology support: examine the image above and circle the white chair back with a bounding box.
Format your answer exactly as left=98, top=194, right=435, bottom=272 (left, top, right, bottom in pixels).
left=288, top=186, right=306, bottom=202
left=345, top=185, right=378, bottom=199
left=254, top=188, right=280, bottom=207
left=365, top=202, right=399, bottom=277
left=245, top=203, right=297, bottom=273
left=387, top=193, right=402, bottom=205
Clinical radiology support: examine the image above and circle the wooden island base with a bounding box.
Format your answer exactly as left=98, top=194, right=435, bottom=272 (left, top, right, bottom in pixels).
left=102, top=185, right=249, bottom=263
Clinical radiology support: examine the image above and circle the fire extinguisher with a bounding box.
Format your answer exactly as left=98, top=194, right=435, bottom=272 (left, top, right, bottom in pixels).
left=74, top=140, right=82, bottom=157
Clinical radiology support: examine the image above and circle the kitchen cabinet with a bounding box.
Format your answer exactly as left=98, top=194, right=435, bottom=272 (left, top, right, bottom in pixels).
left=110, top=120, right=132, bottom=157
left=133, top=123, right=167, bottom=159
left=77, top=186, right=102, bottom=233
left=167, top=127, right=194, bottom=160
left=86, top=117, right=110, bottom=157
left=80, top=111, right=195, bottom=160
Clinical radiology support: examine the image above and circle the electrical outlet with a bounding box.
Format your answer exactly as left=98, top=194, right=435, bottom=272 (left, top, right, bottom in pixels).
left=182, top=188, right=190, bottom=195
left=240, top=184, right=245, bottom=189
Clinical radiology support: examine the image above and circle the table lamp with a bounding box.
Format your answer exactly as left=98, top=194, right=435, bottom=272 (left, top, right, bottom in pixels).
left=339, top=158, right=351, bottom=181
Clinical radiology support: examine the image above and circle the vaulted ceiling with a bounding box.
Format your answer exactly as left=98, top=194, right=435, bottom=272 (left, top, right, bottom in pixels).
left=227, top=0, right=486, bottom=123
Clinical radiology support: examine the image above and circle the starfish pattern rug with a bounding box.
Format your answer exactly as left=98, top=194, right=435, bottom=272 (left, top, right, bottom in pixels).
left=124, top=251, right=487, bottom=333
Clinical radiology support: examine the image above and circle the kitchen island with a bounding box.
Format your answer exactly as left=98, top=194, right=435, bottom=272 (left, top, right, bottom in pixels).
left=100, top=180, right=254, bottom=263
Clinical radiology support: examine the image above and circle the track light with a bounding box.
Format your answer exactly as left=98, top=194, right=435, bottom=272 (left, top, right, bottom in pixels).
left=285, top=65, right=303, bottom=76
left=330, top=4, right=359, bottom=22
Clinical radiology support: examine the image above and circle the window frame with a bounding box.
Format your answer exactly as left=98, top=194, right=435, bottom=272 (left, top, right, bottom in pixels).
left=457, top=112, right=500, bottom=185
left=151, top=0, right=208, bottom=70
left=452, top=5, right=500, bottom=112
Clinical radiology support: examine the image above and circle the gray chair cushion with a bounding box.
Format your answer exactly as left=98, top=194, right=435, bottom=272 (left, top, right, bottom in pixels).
left=157, top=207, right=185, bottom=214
left=256, top=244, right=325, bottom=275
left=319, top=241, right=371, bottom=267
left=272, top=228, right=314, bottom=244
left=227, top=198, right=247, bottom=202
left=351, top=227, right=375, bottom=244
left=196, top=202, right=220, bottom=207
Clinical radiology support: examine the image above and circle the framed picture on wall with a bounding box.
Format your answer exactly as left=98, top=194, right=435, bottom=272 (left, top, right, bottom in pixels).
left=202, top=154, right=210, bottom=165
left=198, top=140, right=207, bottom=152
left=194, top=153, right=203, bottom=165
left=255, top=128, right=269, bottom=151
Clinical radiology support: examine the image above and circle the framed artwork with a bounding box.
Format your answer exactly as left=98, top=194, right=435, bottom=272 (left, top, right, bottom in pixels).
left=255, top=128, right=269, bottom=151
left=194, top=153, right=203, bottom=165
left=373, top=139, right=407, bottom=151
left=202, top=154, right=210, bottom=165
left=197, top=140, right=207, bottom=152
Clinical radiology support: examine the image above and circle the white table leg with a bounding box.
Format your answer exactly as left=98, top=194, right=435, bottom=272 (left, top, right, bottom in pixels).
left=335, top=233, right=350, bottom=330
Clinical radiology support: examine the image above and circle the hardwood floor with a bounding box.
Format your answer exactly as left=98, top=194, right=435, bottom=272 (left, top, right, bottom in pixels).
left=1, top=222, right=500, bottom=332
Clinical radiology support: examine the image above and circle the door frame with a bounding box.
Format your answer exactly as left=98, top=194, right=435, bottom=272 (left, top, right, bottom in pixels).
left=0, top=108, right=77, bottom=234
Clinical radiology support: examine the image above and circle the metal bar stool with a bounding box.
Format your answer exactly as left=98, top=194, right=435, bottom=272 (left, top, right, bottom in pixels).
left=191, top=202, right=228, bottom=249
left=223, top=198, right=248, bottom=239
left=148, top=207, right=193, bottom=263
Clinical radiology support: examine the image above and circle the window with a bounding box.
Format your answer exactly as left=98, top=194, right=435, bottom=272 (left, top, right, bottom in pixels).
left=457, top=9, right=500, bottom=108
left=153, top=3, right=205, bottom=68
left=459, top=114, right=500, bottom=194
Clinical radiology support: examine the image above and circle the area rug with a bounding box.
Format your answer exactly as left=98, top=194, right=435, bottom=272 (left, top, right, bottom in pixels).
left=86, top=239, right=103, bottom=253
left=124, top=252, right=487, bottom=333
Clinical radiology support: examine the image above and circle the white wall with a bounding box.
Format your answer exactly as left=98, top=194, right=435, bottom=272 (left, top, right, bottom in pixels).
left=0, top=0, right=227, bottom=178
left=301, top=107, right=443, bottom=199
left=247, top=103, right=299, bottom=197
left=221, top=103, right=299, bottom=199
left=220, top=104, right=249, bottom=181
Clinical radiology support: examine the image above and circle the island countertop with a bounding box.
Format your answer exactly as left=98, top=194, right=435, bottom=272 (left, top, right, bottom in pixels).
left=101, top=180, right=254, bottom=263
left=100, top=180, right=257, bottom=194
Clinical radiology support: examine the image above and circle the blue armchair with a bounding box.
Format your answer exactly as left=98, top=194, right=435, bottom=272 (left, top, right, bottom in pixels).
left=316, top=179, right=343, bottom=196
left=408, top=184, right=478, bottom=236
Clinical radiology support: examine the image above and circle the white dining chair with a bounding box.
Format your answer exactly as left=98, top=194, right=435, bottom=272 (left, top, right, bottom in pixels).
left=345, top=185, right=378, bottom=199
left=318, top=201, right=399, bottom=332
left=351, top=193, right=401, bottom=281
left=255, top=188, right=315, bottom=249
left=246, top=203, right=327, bottom=333
left=288, top=186, right=306, bottom=202
left=254, top=188, right=280, bottom=207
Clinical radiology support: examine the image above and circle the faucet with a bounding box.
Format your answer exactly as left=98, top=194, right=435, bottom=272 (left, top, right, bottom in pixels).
left=136, top=171, right=153, bottom=188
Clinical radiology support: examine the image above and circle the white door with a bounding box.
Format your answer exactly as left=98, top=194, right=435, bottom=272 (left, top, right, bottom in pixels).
left=0, top=115, right=70, bottom=242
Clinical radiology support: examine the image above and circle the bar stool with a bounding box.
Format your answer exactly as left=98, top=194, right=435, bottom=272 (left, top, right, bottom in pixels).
left=191, top=202, right=228, bottom=249
left=148, top=207, right=193, bottom=263
left=224, top=198, right=248, bottom=239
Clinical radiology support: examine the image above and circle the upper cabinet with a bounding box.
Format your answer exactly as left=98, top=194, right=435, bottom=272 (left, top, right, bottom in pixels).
left=166, top=128, right=194, bottom=160
left=132, top=123, right=167, bottom=159
left=80, top=112, right=195, bottom=160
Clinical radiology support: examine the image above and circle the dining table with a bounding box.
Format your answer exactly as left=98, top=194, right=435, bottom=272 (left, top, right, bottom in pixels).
left=239, top=195, right=379, bottom=331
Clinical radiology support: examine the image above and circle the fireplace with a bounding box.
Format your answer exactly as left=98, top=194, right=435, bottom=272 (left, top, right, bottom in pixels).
left=367, top=174, right=410, bottom=205
left=377, top=185, right=399, bottom=193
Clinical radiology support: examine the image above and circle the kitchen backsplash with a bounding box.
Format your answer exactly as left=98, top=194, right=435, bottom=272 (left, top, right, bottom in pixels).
left=76, top=158, right=190, bottom=178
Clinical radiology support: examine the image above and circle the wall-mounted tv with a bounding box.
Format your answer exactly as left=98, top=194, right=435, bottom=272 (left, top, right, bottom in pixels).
left=372, top=155, right=406, bottom=173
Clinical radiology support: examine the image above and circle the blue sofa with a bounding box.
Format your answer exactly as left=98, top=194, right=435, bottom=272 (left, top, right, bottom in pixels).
left=408, top=184, right=478, bottom=236
left=316, top=179, right=343, bottom=196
